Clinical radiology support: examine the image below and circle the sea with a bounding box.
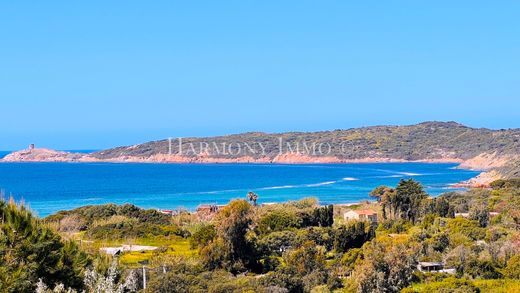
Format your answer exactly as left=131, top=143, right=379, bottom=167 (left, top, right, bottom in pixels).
left=0, top=158, right=479, bottom=217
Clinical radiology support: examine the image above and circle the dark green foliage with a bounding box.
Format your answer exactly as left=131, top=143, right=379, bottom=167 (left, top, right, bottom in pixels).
left=396, top=179, right=428, bottom=223
left=47, top=203, right=171, bottom=227
left=403, top=277, right=479, bottom=292
left=46, top=203, right=182, bottom=241
left=505, top=254, right=520, bottom=279
left=190, top=224, right=216, bottom=249
left=464, top=259, right=502, bottom=279
left=201, top=200, right=258, bottom=273
left=370, top=185, right=393, bottom=202
left=381, top=179, right=427, bottom=223
left=311, top=205, right=333, bottom=227
left=429, top=232, right=450, bottom=253
left=0, top=200, right=91, bottom=292
left=297, top=227, right=334, bottom=251
left=333, top=221, right=375, bottom=253
left=257, top=230, right=297, bottom=256
left=490, top=178, right=520, bottom=189
left=422, top=197, right=452, bottom=218
left=447, top=218, right=486, bottom=241
left=85, top=221, right=187, bottom=240
left=257, top=210, right=302, bottom=235
left=469, top=204, right=489, bottom=228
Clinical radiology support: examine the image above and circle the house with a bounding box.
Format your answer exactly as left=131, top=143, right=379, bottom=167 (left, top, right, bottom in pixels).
left=159, top=209, right=174, bottom=215
left=196, top=204, right=219, bottom=213
left=417, top=262, right=456, bottom=274
left=343, top=209, right=378, bottom=223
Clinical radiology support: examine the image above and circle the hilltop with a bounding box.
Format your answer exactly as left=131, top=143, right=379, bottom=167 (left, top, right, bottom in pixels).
left=3, top=121, right=520, bottom=185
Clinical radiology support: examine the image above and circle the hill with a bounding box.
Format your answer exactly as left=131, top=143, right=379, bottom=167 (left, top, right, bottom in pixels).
left=3, top=121, right=520, bottom=185
left=91, top=121, right=520, bottom=162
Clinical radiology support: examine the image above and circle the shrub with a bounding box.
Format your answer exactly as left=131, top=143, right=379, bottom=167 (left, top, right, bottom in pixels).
left=257, top=210, right=302, bottom=235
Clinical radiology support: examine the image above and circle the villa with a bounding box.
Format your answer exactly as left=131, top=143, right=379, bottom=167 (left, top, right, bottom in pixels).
left=343, top=209, right=378, bottom=223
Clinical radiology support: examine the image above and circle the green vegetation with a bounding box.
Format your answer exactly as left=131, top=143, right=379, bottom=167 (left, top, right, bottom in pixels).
left=91, top=122, right=520, bottom=178
left=93, top=122, right=520, bottom=161
left=2, top=178, right=520, bottom=292
left=0, top=198, right=90, bottom=292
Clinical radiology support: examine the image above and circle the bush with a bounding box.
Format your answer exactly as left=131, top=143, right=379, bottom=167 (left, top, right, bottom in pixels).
left=333, top=221, right=375, bottom=253
left=505, top=254, right=520, bottom=279
left=190, top=224, right=216, bottom=249
left=257, top=210, right=302, bottom=234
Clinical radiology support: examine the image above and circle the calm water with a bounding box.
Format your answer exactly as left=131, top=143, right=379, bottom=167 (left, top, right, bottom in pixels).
left=0, top=162, right=479, bottom=217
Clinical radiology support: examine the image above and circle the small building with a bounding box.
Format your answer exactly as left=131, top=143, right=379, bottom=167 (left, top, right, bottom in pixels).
left=196, top=204, right=219, bottom=213
left=417, top=262, right=456, bottom=274
left=343, top=209, right=378, bottom=223
left=159, top=209, right=174, bottom=215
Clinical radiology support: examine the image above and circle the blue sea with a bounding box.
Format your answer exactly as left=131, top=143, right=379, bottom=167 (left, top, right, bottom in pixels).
left=0, top=162, right=479, bottom=217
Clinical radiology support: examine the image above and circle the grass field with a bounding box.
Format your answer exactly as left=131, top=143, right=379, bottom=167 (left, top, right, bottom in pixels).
left=74, top=233, right=197, bottom=267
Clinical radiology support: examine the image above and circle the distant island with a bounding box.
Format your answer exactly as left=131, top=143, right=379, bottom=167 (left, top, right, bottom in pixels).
left=3, top=121, right=520, bottom=187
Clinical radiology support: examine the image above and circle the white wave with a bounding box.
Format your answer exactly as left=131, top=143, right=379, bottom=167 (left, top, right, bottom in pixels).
left=342, top=177, right=359, bottom=181
left=259, top=185, right=297, bottom=190
left=305, top=181, right=337, bottom=187
left=374, top=174, right=403, bottom=178
left=398, top=172, right=422, bottom=176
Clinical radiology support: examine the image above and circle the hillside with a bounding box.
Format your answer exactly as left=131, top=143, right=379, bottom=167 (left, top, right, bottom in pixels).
left=36, top=179, right=520, bottom=292
left=91, top=121, right=520, bottom=162
left=3, top=121, right=520, bottom=184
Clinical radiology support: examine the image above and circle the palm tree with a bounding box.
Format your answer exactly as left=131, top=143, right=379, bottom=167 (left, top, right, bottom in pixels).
left=247, top=192, right=258, bottom=206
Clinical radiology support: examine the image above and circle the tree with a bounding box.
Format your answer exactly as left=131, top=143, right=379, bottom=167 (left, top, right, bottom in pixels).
left=257, top=210, right=302, bottom=235
left=247, top=192, right=259, bottom=206
left=505, top=254, right=520, bottom=279
left=369, top=186, right=394, bottom=202
left=381, top=179, right=427, bottom=223
left=202, top=199, right=257, bottom=273
left=189, top=224, right=216, bottom=249
left=0, top=199, right=91, bottom=292
left=333, top=221, right=374, bottom=253
left=312, top=205, right=333, bottom=227
left=352, top=239, right=419, bottom=293
left=469, top=204, right=489, bottom=228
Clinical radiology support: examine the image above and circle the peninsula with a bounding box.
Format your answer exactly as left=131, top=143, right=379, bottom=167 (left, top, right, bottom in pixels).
left=3, top=121, right=520, bottom=186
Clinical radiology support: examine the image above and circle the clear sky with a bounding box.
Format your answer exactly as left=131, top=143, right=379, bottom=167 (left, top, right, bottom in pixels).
left=1, top=1, right=519, bottom=150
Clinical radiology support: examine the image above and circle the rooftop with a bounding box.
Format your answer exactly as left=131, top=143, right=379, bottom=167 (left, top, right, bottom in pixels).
left=353, top=209, right=377, bottom=215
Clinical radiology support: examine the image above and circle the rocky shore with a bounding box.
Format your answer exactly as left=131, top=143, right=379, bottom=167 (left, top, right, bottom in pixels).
left=2, top=147, right=513, bottom=187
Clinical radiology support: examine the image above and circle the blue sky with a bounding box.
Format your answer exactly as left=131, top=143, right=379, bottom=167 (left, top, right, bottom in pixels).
left=1, top=1, right=519, bottom=150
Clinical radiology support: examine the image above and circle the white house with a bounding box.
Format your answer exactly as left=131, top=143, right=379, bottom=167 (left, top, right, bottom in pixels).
left=343, top=209, right=378, bottom=223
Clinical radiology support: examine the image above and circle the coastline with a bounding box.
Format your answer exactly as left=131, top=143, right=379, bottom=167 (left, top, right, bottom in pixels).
left=1, top=148, right=501, bottom=188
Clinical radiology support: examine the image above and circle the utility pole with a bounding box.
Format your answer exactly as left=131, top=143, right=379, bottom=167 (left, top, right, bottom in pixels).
left=142, top=266, right=146, bottom=290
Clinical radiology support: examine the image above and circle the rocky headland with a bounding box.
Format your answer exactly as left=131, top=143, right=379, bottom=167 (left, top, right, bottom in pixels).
left=3, top=121, right=520, bottom=187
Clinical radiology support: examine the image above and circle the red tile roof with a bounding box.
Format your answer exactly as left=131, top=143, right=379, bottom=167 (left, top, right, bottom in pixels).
left=354, top=209, right=377, bottom=215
